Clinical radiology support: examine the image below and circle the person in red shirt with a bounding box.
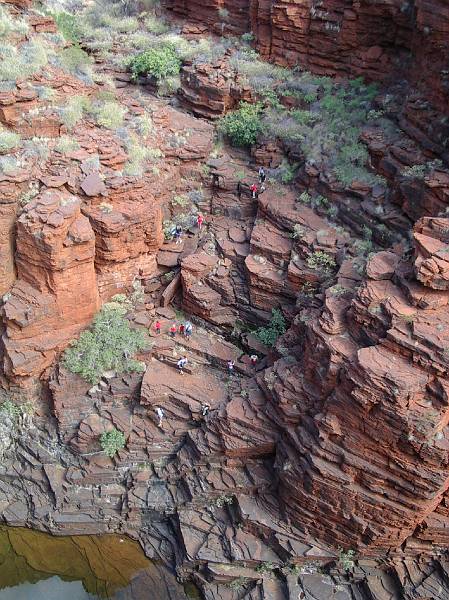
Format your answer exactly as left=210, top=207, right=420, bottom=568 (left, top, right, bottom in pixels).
left=170, top=323, right=177, bottom=338
left=197, top=214, right=204, bottom=230
left=154, top=320, right=161, bottom=335
left=179, top=323, right=185, bottom=336
left=250, top=183, right=258, bottom=199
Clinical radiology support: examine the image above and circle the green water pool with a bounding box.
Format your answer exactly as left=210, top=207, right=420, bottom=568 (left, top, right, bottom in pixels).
left=0, top=525, right=191, bottom=599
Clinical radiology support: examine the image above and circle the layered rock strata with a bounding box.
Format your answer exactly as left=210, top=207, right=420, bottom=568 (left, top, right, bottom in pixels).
left=166, top=0, right=449, bottom=115
left=1, top=190, right=99, bottom=384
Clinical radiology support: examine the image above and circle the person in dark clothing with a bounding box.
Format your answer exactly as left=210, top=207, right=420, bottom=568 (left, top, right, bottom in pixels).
left=174, top=225, right=182, bottom=245
left=237, top=181, right=242, bottom=199
left=258, top=166, right=266, bottom=184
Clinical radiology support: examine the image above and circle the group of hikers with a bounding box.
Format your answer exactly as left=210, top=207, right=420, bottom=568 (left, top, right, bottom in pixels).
left=155, top=398, right=209, bottom=427
left=154, top=165, right=267, bottom=429
left=227, top=354, right=258, bottom=375
left=237, top=166, right=267, bottom=200
left=171, top=213, right=204, bottom=245
left=153, top=319, right=193, bottom=338
left=170, top=166, right=267, bottom=244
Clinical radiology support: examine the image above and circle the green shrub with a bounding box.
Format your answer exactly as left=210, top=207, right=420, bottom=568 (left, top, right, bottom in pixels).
left=172, top=194, right=189, bottom=207
left=0, top=128, right=20, bottom=153
left=59, top=46, right=91, bottom=72
left=94, top=101, right=127, bottom=129
left=63, top=302, right=147, bottom=384
left=36, top=86, right=56, bottom=101
left=307, top=251, right=336, bottom=273
left=241, top=32, right=255, bottom=43
left=0, top=399, right=22, bottom=420
left=275, top=159, right=297, bottom=184
left=136, top=112, right=153, bottom=136
left=401, top=159, right=443, bottom=179
left=255, top=561, right=275, bottom=574
left=129, top=46, right=181, bottom=80
left=157, top=74, right=180, bottom=96
left=297, top=191, right=311, bottom=205
left=255, top=308, right=286, bottom=347
left=291, top=109, right=319, bottom=125
left=100, top=428, right=125, bottom=457
left=0, top=40, right=48, bottom=82
left=123, top=135, right=161, bottom=176
left=338, top=549, right=355, bottom=572
left=24, top=137, right=50, bottom=162
left=55, top=135, right=79, bottom=154
left=144, top=14, right=169, bottom=35
left=102, top=15, right=139, bottom=33
left=219, top=102, right=263, bottom=147
left=0, top=6, right=28, bottom=38
left=50, top=11, right=81, bottom=42
left=61, top=95, right=91, bottom=129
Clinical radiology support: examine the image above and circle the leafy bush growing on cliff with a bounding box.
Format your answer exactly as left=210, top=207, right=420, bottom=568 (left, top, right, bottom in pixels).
left=0, top=128, right=20, bottom=153
left=255, top=309, right=286, bottom=347
left=129, top=46, right=181, bottom=81
left=60, top=95, right=91, bottom=129
left=55, top=135, right=79, bottom=154
left=59, top=46, right=92, bottom=73
left=338, top=548, right=355, bottom=572
left=63, top=303, right=147, bottom=384
left=0, top=39, right=48, bottom=82
left=100, top=427, right=126, bottom=458
left=307, top=251, right=336, bottom=273
left=0, top=6, right=29, bottom=39
left=49, top=11, right=82, bottom=43
left=219, top=102, right=263, bottom=148
left=93, top=101, right=127, bottom=129
left=401, top=159, right=443, bottom=179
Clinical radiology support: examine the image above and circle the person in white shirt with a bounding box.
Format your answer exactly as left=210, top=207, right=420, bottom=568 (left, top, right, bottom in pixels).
left=177, top=356, right=188, bottom=374
left=155, top=406, right=164, bottom=427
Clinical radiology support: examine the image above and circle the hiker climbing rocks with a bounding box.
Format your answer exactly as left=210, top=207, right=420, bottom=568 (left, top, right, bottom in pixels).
left=177, top=356, right=188, bottom=375
left=258, top=166, right=266, bottom=184
left=154, top=320, right=161, bottom=335
left=197, top=214, right=204, bottom=230
left=179, top=322, right=185, bottom=336
left=201, top=403, right=210, bottom=417
left=227, top=360, right=235, bottom=376
left=237, top=181, right=242, bottom=199
left=156, top=406, right=165, bottom=427
left=174, top=224, right=183, bottom=245
left=185, top=321, right=193, bottom=338
left=212, top=173, right=220, bottom=188
left=250, top=183, right=258, bottom=199
left=250, top=354, right=258, bottom=368
left=170, top=323, right=177, bottom=338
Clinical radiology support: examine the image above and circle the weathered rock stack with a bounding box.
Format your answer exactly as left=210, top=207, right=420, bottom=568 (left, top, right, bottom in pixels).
left=1, top=190, right=99, bottom=385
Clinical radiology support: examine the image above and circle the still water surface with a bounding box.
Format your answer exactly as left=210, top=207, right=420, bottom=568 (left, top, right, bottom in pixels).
left=0, top=526, right=193, bottom=599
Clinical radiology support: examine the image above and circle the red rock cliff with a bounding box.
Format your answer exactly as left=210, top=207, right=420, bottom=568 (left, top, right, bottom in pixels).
left=166, top=0, right=449, bottom=112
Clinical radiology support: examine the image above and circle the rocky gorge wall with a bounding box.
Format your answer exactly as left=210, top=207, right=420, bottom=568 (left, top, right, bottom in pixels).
left=0, top=1, right=449, bottom=598
left=166, top=0, right=449, bottom=114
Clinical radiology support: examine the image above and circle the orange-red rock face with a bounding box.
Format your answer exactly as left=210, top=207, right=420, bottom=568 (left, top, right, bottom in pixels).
left=82, top=180, right=163, bottom=300
left=267, top=226, right=449, bottom=551
left=0, top=173, right=30, bottom=296
left=166, top=0, right=449, bottom=113
left=1, top=190, right=100, bottom=384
